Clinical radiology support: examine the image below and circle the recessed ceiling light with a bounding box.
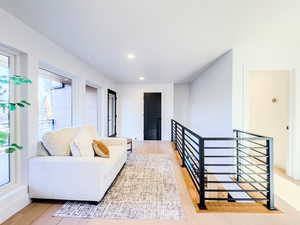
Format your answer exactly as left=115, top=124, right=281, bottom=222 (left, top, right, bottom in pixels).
left=139, top=76, right=145, bottom=81
left=127, top=53, right=135, bottom=59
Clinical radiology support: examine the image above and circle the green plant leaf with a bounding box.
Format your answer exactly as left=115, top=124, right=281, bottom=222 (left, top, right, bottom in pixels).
left=0, top=103, right=6, bottom=112
left=0, top=140, right=5, bottom=146
left=17, top=103, right=25, bottom=107
left=11, top=143, right=23, bottom=150
left=21, top=100, right=31, bottom=105
left=0, top=131, right=9, bottom=140
left=9, top=103, right=16, bottom=111
left=5, top=147, right=16, bottom=153
left=24, top=80, right=32, bottom=84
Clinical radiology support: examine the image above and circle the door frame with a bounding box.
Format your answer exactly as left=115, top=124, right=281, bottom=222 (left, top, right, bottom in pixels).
left=85, top=81, right=102, bottom=134
left=242, top=66, right=296, bottom=177
left=107, top=89, right=117, bottom=137
left=143, top=92, right=162, bottom=140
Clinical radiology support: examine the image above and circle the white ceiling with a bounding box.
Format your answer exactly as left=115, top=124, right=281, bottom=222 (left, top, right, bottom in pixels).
left=0, top=0, right=298, bottom=83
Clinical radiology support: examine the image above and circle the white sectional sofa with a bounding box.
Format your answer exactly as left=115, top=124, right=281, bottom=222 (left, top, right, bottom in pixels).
left=28, top=126, right=127, bottom=202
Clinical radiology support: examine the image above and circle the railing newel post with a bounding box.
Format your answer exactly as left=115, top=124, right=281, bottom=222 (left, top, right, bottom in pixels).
left=235, top=130, right=240, bottom=182
left=181, top=127, right=186, bottom=167
left=175, top=122, right=178, bottom=150
left=198, top=137, right=207, bottom=210
left=266, top=138, right=275, bottom=210
left=171, top=120, right=174, bottom=142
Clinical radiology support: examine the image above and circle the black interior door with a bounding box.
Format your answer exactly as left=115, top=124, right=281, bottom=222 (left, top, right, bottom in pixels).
left=144, top=93, right=161, bottom=140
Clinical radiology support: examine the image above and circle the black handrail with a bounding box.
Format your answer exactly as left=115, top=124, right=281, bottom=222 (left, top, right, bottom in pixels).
left=171, top=119, right=275, bottom=210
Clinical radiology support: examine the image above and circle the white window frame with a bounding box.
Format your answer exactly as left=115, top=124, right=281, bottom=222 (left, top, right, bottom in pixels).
left=38, top=65, right=75, bottom=135
left=0, top=48, right=19, bottom=191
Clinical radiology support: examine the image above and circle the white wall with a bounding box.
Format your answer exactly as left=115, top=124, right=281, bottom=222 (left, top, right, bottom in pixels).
left=174, top=84, right=190, bottom=126
left=189, top=51, right=233, bottom=137
left=232, top=42, right=300, bottom=179
left=117, top=83, right=174, bottom=141
left=0, top=8, right=116, bottom=223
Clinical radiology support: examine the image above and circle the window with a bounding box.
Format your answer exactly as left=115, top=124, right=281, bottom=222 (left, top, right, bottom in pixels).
left=0, top=53, right=12, bottom=187
left=107, top=89, right=117, bottom=137
left=85, top=85, right=98, bottom=129
left=38, top=69, right=72, bottom=138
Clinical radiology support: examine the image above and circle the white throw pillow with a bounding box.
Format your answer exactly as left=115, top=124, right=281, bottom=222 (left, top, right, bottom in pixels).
left=70, top=128, right=95, bottom=157
left=70, top=141, right=81, bottom=157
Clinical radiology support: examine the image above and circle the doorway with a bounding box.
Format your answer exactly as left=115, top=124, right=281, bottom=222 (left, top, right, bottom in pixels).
left=85, top=85, right=98, bottom=130
left=247, top=70, right=289, bottom=172
left=144, top=92, right=161, bottom=140
left=107, top=89, right=117, bottom=137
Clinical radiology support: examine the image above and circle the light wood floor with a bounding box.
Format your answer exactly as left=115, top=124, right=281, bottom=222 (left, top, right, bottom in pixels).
left=2, top=141, right=300, bottom=225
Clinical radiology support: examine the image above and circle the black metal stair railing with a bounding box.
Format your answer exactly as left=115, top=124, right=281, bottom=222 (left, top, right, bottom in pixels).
left=171, top=119, right=275, bottom=210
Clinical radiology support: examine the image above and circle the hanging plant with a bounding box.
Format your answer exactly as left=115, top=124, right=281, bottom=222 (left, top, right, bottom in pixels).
left=0, top=75, right=32, bottom=153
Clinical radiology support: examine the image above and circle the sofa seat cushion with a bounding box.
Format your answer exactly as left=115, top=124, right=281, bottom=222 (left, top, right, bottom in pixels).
left=101, top=148, right=127, bottom=184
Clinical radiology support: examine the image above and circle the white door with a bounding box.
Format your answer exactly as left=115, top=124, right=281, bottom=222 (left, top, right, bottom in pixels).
left=248, top=70, right=289, bottom=171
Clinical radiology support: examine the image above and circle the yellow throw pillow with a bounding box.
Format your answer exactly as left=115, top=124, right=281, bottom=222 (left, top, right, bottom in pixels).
left=92, top=140, right=110, bottom=158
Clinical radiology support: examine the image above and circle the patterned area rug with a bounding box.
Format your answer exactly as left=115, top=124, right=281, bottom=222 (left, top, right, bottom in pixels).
left=54, top=154, right=183, bottom=220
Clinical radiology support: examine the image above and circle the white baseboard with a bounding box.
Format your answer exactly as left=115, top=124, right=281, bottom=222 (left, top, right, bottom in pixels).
left=275, top=173, right=300, bottom=211
left=0, top=185, right=31, bottom=224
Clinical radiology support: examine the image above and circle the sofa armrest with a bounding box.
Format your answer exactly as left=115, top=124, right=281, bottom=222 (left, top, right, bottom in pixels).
left=98, top=137, right=127, bottom=147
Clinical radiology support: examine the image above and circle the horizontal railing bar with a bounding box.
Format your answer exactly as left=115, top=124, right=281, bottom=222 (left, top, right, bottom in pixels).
left=239, top=157, right=267, bottom=171
left=176, top=144, right=182, bottom=151
left=205, top=172, right=267, bottom=175
left=237, top=146, right=267, bottom=149
left=205, top=155, right=236, bottom=158
left=205, top=164, right=236, bottom=166
left=185, top=138, right=200, bottom=153
left=238, top=156, right=267, bottom=166
left=185, top=150, right=199, bottom=163
left=237, top=180, right=268, bottom=198
left=185, top=160, right=200, bottom=178
left=204, top=147, right=235, bottom=149
left=176, top=136, right=183, bottom=145
left=207, top=181, right=268, bottom=184
left=239, top=163, right=267, bottom=167
left=233, top=129, right=271, bottom=139
left=204, top=163, right=266, bottom=167
left=185, top=162, right=200, bottom=187
left=204, top=155, right=266, bottom=158
left=238, top=143, right=267, bottom=155
left=239, top=164, right=268, bottom=180
left=176, top=132, right=183, bottom=139
left=245, top=139, right=267, bottom=147
left=205, top=198, right=267, bottom=201
left=239, top=173, right=266, bottom=182
left=239, top=174, right=268, bottom=189
left=238, top=151, right=268, bottom=164
left=204, top=189, right=268, bottom=192
left=184, top=133, right=200, bottom=146
left=185, top=155, right=199, bottom=169
left=203, top=137, right=268, bottom=141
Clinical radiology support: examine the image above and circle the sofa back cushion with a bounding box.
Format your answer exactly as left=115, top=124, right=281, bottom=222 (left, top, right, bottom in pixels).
left=42, top=127, right=80, bottom=156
